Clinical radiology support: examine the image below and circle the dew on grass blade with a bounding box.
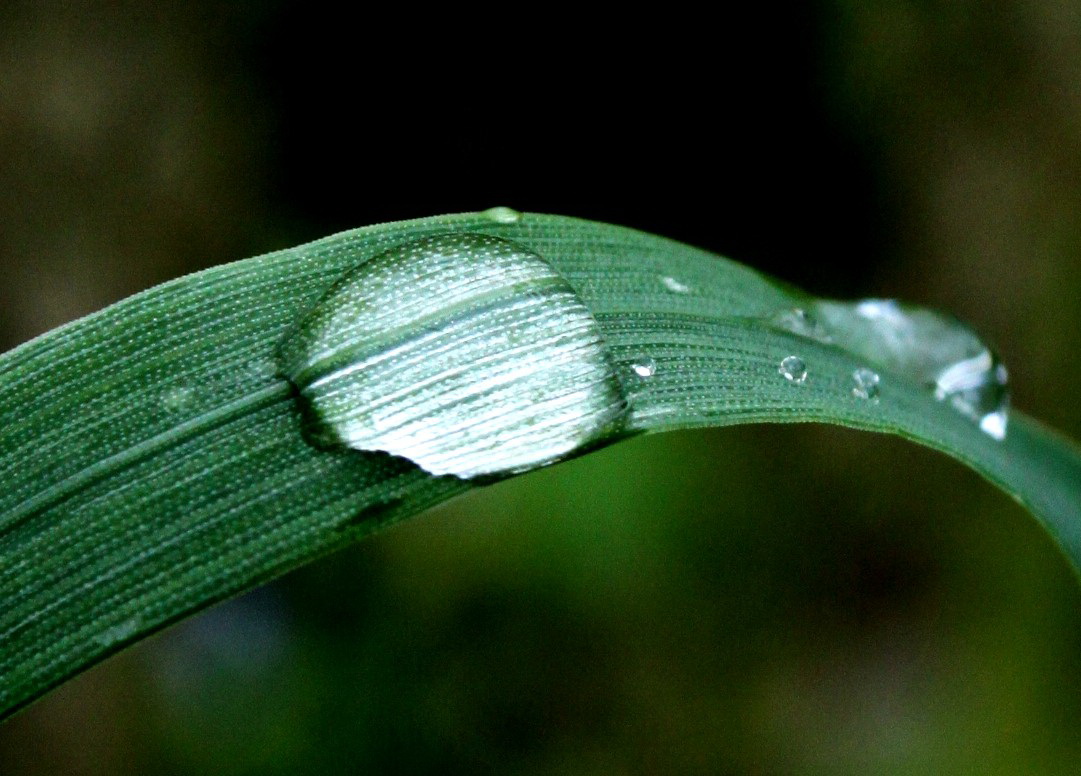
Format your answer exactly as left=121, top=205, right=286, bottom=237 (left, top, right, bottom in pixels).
left=481, top=206, right=521, bottom=224
left=160, top=385, right=195, bottom=413
left=96, top=617, right=140, bottom=648
left=851, top=367, right=880, bottom=401
left=660, top=275, right=691, bottom=294
left=779, top=355, right=808, bottom=384
left=630, top=357, right=657, bottom=379
left=277, top=233, right=628, bottom=478
left=773, top=307, right=832, bottom=343
left=816, top=298, right=1009, bottom=439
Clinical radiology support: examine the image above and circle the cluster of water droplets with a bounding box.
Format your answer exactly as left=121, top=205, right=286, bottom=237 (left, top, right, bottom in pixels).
left=771, top=299, right=1009, bottom=439
left=276, top=212, right=1010, bottom=483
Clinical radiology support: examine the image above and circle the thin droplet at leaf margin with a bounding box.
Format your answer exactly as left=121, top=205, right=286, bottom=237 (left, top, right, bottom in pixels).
left=1, top=212, right=1079, bottom=720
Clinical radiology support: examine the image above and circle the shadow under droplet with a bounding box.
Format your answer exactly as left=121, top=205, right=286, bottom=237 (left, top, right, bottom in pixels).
left=336, top=497, right=406, bottom=533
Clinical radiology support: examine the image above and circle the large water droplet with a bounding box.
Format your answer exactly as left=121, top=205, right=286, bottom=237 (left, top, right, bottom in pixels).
left=779, top=355, right=808, bottom=384
left=816, top=298, right=1009, bottom=439
left=278, top=233, right=628, bottom=478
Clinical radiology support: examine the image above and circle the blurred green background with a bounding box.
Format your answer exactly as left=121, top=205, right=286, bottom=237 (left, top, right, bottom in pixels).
left=1, top=2, right=1080, bottom=774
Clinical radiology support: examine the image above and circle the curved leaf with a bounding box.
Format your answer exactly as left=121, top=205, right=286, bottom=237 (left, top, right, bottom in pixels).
left=1, top=212, right=1078, bottom=719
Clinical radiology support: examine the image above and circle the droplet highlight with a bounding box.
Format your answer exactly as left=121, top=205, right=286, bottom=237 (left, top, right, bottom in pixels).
left=482, top=206, right=521, bottom=224
left=278, top=233, right=628, bottom=478
left=630, top=357, right=657, bottom=378
left=779, top=355, right=808, bottom=384
left=816, top=298, right=1009, bottom=439
left=660, top=275, right=691, bottom=294
left=851, top=367, right=880, bottom=401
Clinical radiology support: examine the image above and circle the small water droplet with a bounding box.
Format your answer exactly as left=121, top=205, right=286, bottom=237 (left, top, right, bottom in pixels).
left=816, top=298, right=1009, bottom=439
left=979, top=410, right=1007, bottom=440
left=482, top=206, right=521, bottom=224
left=278, top=233, right=627, bottom=478
left=661, top=275, right=691, bottom=294
left=851, top=367, right=880, bottom=401
left=630, top=357, right=656, bottom=378
left=161, top=385, right=195, bottom=412
left=97, top=617, right=139, bottom=647
left=774, top=307, right=832, bottom=343
left=779, top=355, right=808, bottom=384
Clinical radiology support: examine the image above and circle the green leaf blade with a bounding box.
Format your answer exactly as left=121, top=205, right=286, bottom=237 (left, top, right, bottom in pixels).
left=1, top=212, right=1078, bottom=719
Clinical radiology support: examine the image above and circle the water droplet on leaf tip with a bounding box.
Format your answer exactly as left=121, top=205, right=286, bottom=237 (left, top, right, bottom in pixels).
left=661, top=275, right=691, bottom=294
left=482, top=206, right=521, bottom=224
left=278, top=232, right=627, bottom=479
left=816, top=298, right=1010, bottom=440
left=779, top=355, right=807, bottom=384
left=851, top=367, right=880, bottom=401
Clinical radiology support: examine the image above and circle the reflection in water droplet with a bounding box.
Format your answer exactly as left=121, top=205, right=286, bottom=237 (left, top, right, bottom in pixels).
left=161, top=386, right=195, bottom=412
left=278, top=233, right=627, bottom=478
left=97, top=617, right=139, bottom=647
left=774, top=307, right=832, bottom=343
left=630, top=358, right=657, bottom=378
left=854, top=299, right=897, bottom=321
left=661, top=275, right=691, bottom=294
left=816, top=298, right=1009, bottom=439
left=851, top=367, right=880, bottom=401
left=779, top=355, right=808, bottom=384
left=482, top=206, right=521, bottom=224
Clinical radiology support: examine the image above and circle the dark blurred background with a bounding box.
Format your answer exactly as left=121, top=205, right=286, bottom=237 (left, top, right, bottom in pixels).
left=1, top=2, right=1080, bottom=774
